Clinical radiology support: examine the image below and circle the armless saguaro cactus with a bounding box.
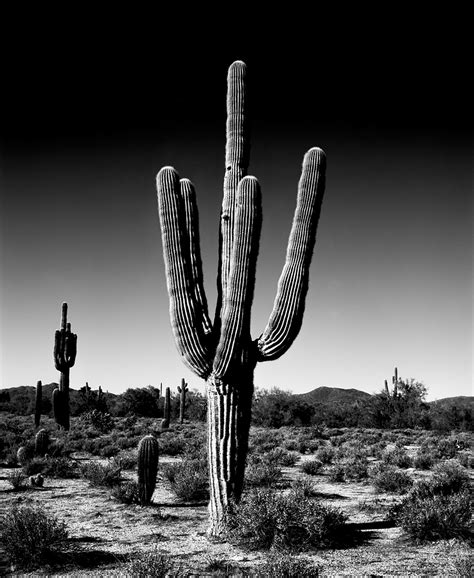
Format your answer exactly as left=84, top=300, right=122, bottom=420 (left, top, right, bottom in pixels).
left=178, top=378, right=188, bottom=424
left=52, top=302, right=77, bottom=430
left=137, top=434, right=159, bottom=505
left=162, top=386, right=171, bottom=429
left=156, top=61, right=327, bottom=537
left=35, top=380, right=42, bottom=428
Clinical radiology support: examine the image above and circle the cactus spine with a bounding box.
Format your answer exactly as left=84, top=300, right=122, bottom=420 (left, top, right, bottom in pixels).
left=52, top=302, right=77, bottom=430
left=162, top=387, right=171, bottom=429
left=137, top=434, right=159, bottom=505
left=35, top=429, right=49, bottom=456
left=35, top=380, right=42, bottom=428
left=156, top=61, right=326, bottom=537
left=178, top=378, right=188, bottom=424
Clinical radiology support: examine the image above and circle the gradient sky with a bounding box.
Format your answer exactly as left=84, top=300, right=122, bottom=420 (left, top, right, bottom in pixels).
left=1, top=19, right=472, bottom=401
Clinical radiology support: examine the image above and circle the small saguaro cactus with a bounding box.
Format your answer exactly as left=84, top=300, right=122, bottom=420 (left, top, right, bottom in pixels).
left=34, top=380, right=42, bottom=428
left=156, top=61, right=327, bottom=537
left=35, top=429, right=49, bottom=456
left=178, top=378, right=188, bottom=424
left=162, top=387, right=171, bottom=429
left=52, top=302, right=77, bottom=430
left=137, top=434, right=159, bottom=505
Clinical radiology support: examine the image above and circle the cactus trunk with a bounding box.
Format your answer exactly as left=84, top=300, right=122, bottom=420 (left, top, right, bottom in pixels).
left=162, top=387, right=171, bottom=429
left=137, top=435, right=159, bottom=505
left=178, top=378, right=188, bottom=424
left=35, top=380, right=42, bottom=428
left=156, top=61, right=326, bottom=537
left=52, top=302, right=77, bottom=430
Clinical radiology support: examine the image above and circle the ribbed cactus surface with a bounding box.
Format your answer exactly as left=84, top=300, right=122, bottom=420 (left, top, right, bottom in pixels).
left=35, top=429, right=49, bottom=456
left=52, top=302, right=77, bottom=430
left=156, top=60, right=326, bottom=537
left=137, top=434, right=159, bottom=505
left=35, top=380, right=42, bottom=428
left=162, top=387, right=171, bottom=429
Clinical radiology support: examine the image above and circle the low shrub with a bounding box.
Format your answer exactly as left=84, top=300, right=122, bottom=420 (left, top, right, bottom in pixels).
left=161, top=457, right=208, bottom=501
left=7, top=469, right=27, bottom=490
left=227, top=487, right=349, bottom=551
left=115, top=449, right=138, bottom=470
left=370, top=464, right=413, bottom=494
left=291, top=477, right=318, bottom=498
left=111, top=480, right=141, bottom=504
left=245, top=457, right=282, bottom=488
left=81, top=410, right=114, bottom=434
left=81, top=460, right=122, bottom=487
left=315, top=446, right=335, bottom=464
left=158, top=436, right=186, bottom=456
left=327, top=463, right=345, bottom=483
left=22, top=456, right=79, bottom=478
left=0, top=504, right=68, bottom=570
left=431, top=460, right=470, bottom=494
left=266, top=447, right=299, bottom=467
left=396, top=489, right=472, bottom=541
left=413, top=450, right=436, bottom=470
left=436, top=437, right=463, bottom=459
left=301, top=459, right=324, bottom=476
left=382, top=447, right=413, bottom=469
left=126, top=548, right=177, bottom=577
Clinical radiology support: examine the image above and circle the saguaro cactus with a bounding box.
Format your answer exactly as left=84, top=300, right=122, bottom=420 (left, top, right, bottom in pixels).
left=137, top=434, right=159, bottom=505
left=52, top=302, right=77, bottom=430
left=35, top=429, right=49, bottom=456
left=162, top=386, right=171, bottom=429
left=156, top=61, right=326, bottom=537
left=35, top=380, right=42, bottom=428
left=178, top=378, right=188, bottom=424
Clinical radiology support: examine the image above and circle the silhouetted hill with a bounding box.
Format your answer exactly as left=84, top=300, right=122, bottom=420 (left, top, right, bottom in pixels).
left=429, top=396, right=474, bottom=409
left=295, top=386, right=372, bottom=405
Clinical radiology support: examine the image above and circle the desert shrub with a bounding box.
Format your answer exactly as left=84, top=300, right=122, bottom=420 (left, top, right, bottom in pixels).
left=315, top=445, right=335, bottom=464
left=161, top=457, right=208, bottom=501
left=116, top=449, right=138, bottom=470
left=245, top=456, right=283, bottom=488
left=22, top=456, right=79, bottom=478
left=7, top=469, right=27, bottom=490
left=111, top=480, right=140, bottom=504
left=227, top=487, right=349, bottom=551
left=436, top=437, right=463, bottom=459
left=158, top=436, right=186, bottom=456
left=81, top=460, right=122, bottom=487
left=0, top=504, right=68, bottom=569
left=282, top=439, right=298, bottom=451
left=266, top=447, right=299, bottom=467
left=301, top=459, right=324, bottom=476
left=327, top=463, right=345, bottom=483
left=396, top=489, right=472, bottom=541
left=456, top=452, right=473, bottom=469
left=250, top=429, right=283, bottom=453
left=81, top=410, right=114, bottom=433
left=431, top=460, right=470, bottom=494
left=413, top=450, right=436, bottom=470
left=126, top=547, right=177, bottom=577
left=370, top=464, right=413, bottom=494
left=260, top=552, right=319, bottom=577
left=290, top=477, right=317, bottom=498
left=382, top=447, right=413, bottom=468
left=341, top=455, right=369, bottom=481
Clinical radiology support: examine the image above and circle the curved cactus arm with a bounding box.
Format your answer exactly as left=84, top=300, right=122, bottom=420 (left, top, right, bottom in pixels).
left=157, top=166, right=213, bottom=378
left=218, top=61, right=250, bottom=320
left=213, top=176, right=262, bottom=379
left=53, top=330, right=63, bottom=370
left=257, top=147, right=326, bottom=361
left=65, top=331, right=77, bottom=367
left=181, top=178, right=213, bottom=336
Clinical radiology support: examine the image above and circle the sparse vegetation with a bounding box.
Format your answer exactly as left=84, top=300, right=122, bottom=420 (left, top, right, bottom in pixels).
left=81, top=460, right=122, bottom=487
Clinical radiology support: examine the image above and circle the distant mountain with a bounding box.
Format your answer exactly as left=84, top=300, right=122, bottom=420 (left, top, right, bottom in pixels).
left=295, top=386, right=372, bottom=405
left=428, top=396, right=474, bottom=409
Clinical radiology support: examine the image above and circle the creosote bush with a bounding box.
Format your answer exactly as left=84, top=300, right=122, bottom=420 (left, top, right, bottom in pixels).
left=23, top=456, right=79, bottom=478
left=126, top=547, right=177, bottom=577
left=301, top=458, right=324, bottom=476
left=382, top=447, right=413, bottom=469
left=227, top=487, right=349, bottom=551
left=7, top=469, right=27, bottom=490
left=0, top=504, right=68, bottom=570
left=261, top=552, right=320, bottom=577
left=244, top=454, right=283, bottom=488
left=370, top=464, right=413, bottom=494
left=161, top=457, right=208, bottom=501
left=81, top=460, right=122, bottom=487
left=111, top=480, right=141, bottom=505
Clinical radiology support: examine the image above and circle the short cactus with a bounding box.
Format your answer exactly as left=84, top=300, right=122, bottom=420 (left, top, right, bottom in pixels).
left=34, top=380, right=42, bottom=428
left=162, top=387, right=171, bottom=429
left=177, top=378, right=188, bottom=424
left=35, top=429, right=49, bottom=456
left=52, top=302, right=77, bottom=430
left=137, top=434, right=159, bottom=505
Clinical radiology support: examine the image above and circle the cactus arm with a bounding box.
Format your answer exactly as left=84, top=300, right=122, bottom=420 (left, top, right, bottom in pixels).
left=257, top=147, right=327, bottom=361
left=61, top=302, right=67, bottom=330
left=180, top=178, right=213, bottom=336
left=213, top=176, right=262, bottom=379
left=157, top=167, right=213, bottom=378
left=218, top=61, right=250, bottom=322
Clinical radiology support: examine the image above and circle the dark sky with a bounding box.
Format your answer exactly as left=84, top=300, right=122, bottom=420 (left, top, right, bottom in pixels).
left=1, top=15, right=472, bottom=399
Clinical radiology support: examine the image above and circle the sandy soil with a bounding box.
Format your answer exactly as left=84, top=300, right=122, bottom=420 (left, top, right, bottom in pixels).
left=0, top=453, right=472, bottom=576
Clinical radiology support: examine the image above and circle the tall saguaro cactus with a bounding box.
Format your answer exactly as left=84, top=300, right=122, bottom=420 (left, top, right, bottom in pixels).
left=162, top=386, right=171, bottom=429
left=52, top=302, right=77, bottom=430
left=178, top=378, right=188, bottom=424
left=35, top=380, right=42, bottom=428
left=156, top=61, right=327, bottom=537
